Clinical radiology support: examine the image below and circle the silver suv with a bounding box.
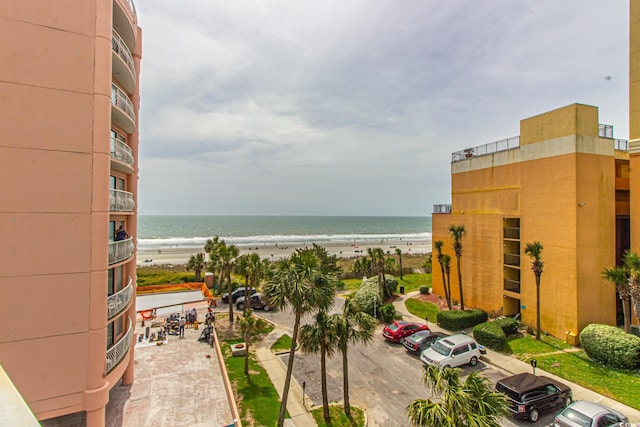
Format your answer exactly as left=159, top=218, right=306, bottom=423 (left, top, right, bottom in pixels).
left=420, top=334, right=481, bottom=368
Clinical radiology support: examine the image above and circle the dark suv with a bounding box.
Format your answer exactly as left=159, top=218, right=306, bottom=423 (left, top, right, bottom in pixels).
left=236, top=293, right=271, bottom=311
left=495, top=373, right=572, bottom=422
left=221, top=287, right=257, bottom=303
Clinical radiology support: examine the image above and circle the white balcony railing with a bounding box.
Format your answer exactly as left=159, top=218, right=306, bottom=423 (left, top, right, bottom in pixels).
left=106, top=317, right=133, bottom=374
left=111, top=83, right=135, bottom=124
left=433, top=204, right=452, bottom=214
left=110, top=137, right=134, bottom=168
left=112, top=29, right=136, bottom=82
left=110, top=189, right=135, bottom=212
left=109, top=237, right=134, bottom=265
left=126, top=0, right=137, bottom=22
left=107, top=277, right=134, bottom=320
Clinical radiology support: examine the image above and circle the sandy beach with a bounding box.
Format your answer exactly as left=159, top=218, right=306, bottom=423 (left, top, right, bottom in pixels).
left=136, top=238, right=431, bottom=267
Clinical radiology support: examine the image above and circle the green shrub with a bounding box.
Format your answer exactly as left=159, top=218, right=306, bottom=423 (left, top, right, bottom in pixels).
left=419, top=286, right=429, bottom=295
left=494, top=317, right=519, bottom=335
left=473, top=322, right=505, bottom=351
left=385, top=275, right=398, bottom=296
left=580, top=324, right=640, bottom=369
left=336, top=281, right=346, bottom=290
left=379, top=304, right=397, bottom=324
left=353, top=276, right=383, bottom=318
left=437, top=309, right=488, bottom=331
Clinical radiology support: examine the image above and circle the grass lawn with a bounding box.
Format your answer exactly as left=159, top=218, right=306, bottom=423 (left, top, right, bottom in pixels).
left=339, top=274, right=431, bottom=294
left=504, top=334, right=572, bottom=355
left=340, top=279, right=363, bottom=292
left=405, top=298, right=439, bottom=323
left=311, top=404, right=365, bottom=427
left=271, top=334, right=292, bottom=352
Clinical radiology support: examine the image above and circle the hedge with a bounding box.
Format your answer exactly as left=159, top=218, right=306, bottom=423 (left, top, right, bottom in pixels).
left=493, top=317, right=519, bottom=336
left=437, top=309, right=488, bottom=331
left=419, top=286, right=429, bottom=295
left=472, top=318, right=519, bottom=351
left=580, top=324, right=640, bottom=369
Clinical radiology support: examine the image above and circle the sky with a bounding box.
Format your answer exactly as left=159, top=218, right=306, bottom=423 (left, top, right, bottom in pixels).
left=135, top=1, right=629, bottom=216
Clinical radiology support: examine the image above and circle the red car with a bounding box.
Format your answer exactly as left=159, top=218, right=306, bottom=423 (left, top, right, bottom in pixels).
left=382, top=321, right=429, bottom=343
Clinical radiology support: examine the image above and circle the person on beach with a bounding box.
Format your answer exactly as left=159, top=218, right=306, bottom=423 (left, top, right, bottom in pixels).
left=179, top=316, right=186, bottom=337
left=115, top=225, right=129, bottom=241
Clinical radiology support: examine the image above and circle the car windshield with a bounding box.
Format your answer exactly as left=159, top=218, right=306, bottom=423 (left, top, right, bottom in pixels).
left=430, top=341, right=451, bottom=356
left=387, top=324, right=400, bottom=331
left=560, top=408, right=592, bottom=427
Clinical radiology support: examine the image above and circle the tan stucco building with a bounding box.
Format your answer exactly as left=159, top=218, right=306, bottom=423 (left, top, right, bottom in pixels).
left=0, top=1, right=141, bottom=425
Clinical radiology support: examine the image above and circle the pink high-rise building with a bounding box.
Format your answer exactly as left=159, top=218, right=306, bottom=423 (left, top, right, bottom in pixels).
left=0, top=1, right=142, bottom=425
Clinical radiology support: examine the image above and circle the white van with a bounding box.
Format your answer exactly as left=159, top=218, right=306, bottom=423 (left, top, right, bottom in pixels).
left=420, top=334, right=481, bottom=368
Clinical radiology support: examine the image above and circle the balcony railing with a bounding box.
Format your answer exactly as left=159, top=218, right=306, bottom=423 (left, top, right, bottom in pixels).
left=109, top=237, right=134, bottom=265
left=110, top=189, right=135, bottom=212
left=126, top=0, right=137, bottom=22
left=112, top=30, right=136, bottom=81
left=504, top=227, right=520, bottom=239
left=106, top=317, right=133, bottom=374
left=504, top=253, right=520, bottom=267
left=111, top=83, right=135, bottom=124
left=504, top=279, right=521, bottom=293
left=599, top=124, right=614, bottom=139
left=433, top=204, right=452, bottom=214
left=615, top=139, right=629, bottom=151
left=452, top=136, right=520, bottom=163
left=110, top=137, right=134, bottom=168
left=107, top=277, right=134, bottom=320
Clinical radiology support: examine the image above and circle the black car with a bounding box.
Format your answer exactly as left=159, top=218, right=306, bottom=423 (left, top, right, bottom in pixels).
left=401, top=331, right=449, bottom=354
left=495, top=373, right=572, bottom=422
left=236, top=293, right=271, bottom=311
left=221, top=287, right=257, bottom=303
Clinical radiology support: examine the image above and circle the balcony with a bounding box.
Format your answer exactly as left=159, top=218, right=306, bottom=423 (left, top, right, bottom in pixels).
left=106, top=317, right=133, bottom=374
left=504, top=279, right=521, bottom=293
left=113, top=0, right=137, bottom=52
left=504, top=253, right=520, bottom=267
left=452, top=136, right=520, bottom=163
left=111, top=83, right=136, bottom=134
left=107, top=277, right=134, bottom=320
left=110, top=189, right=135, bottom=212
left=504, top=227, right=520, bottom=240
left=112, top=29, right=136, bottom=94
left=433, top=204, right=452, bottom=214
left=110, top=137, right=134, bottom=173
left=109, top=237, right=134, bottom=265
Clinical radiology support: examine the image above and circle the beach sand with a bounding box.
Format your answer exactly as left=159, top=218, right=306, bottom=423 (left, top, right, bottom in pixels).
left=136, top=238, right=431, bottom=267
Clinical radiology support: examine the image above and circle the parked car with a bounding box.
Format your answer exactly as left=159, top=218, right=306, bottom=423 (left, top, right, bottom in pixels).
left=236, top=293, right=271, bottom=311
left=554, top=400, right=628, bottom=427
left=402, top=331, right=449, bottom=354
left=495, top=372, right=572, bottom=422
left=221, top=287, right=257, bottom=303
left=420, top=334, right=481, bottom=368
left=382, top=321, right=429, bottom=343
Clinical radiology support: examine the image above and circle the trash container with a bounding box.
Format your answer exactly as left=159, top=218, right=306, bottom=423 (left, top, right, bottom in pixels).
left=400, top=285, right=405, bottom=294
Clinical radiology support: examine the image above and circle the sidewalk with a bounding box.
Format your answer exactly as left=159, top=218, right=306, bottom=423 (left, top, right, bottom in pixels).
left=393, top=291, right=640, bottom=423
left=255, top=328, right=316, bottom=427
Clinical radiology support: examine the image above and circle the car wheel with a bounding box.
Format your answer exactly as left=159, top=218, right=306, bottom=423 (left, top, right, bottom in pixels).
left=563, top=397, right=571, bottom=407
left=237, top=303, right=244, bottom=310
left=469, top=356, right=478, bottom=366
left=529, top=408, right=539, bottom=422
left=263, top=305, right=271, bottom=312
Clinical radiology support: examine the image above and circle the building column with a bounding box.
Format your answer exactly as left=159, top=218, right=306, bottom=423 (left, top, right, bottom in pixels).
left=630, top=0, right=640, bottom=251
left=85, top=405, right=106, bottom=427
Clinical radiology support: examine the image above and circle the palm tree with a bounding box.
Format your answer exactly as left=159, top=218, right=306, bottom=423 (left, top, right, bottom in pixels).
left=186, top=252, right=205, bottom=282
left=442, top=254, right=452, bottom=309
left=299, top=311, right=337, bottom=423
left=434, top=240, right=451, bottom=309
left=524, top=241, right=544, bottom=340
left=238, top=309, right=257, bottom=375
left=406, top=365, right=508, bottom=426
left=334, top=299, right=377, bottom=418
left=205, top=237, right=223, bottom=295
left=623, top=251, right=640, bottom=323
left=448, top=225, right=466, bottom=310
left=602, top=265, right=631, bottom=333
left=216, top=242, right=239, bottom=322
left=423, top=252, right=432, bottom=274
left=368, top=247, right=390, bottom=299
left=395, top=248, right=404, bottom=280
left=263, top=248, right=337, bottom=427
left=385, top=256, right=397, bottom=274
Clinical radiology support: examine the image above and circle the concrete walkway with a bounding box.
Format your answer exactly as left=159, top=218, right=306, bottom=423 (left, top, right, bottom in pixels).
left=255, top=328, right=316, bottom=427
left=393, top=291, right=640, bottom=422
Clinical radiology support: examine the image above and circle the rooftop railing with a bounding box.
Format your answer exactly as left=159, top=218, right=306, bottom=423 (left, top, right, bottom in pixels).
left=106, top=317, right=133, bottom=374
left=110, top=137, right=134, bottom=168
left=109, top=237, right=134, bottom=265
left=126, top=0, right=137, bottom=22
left=433, top=204, right=452, bottom=214
left=452, top=136, right=520, bottom=163
left=615, top=139, right=629, bottom=151
left=111, top=83, right=135, bottom=124
left=110, top=189, right=135, bottom=212
left=599, top=124, right=613, bottom=138
left=107, top=277, right=134, bottom=320
left=112, top=29, right=136, bottom=81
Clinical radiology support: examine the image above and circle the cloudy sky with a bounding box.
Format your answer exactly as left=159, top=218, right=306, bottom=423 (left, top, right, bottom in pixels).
left=135, top=1, right=629, bottom=216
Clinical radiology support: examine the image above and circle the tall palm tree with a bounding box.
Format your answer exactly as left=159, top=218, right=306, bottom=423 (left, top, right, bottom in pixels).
left=524, top=241, right=544, bottom=340
left=406, top=365, right=508, bottom=426
left=205, top=236, right=223, bottom=295
left=186, top=252, right=205, bottom=282
left=368, top=247, right=390, bottom=299
left=299, top=311, right=337, bottom=423
left=448, top=225, right=466, bottom=310
left=623, top=251, right=640, bottom=322
left=395, top=248, right=404, bottom=280
left=238, top=309, right=257, bottom=375
left=334, top=299, right=377, bottom=418
left=434, top=240, right=451, bottom=309
left=602, top=265, right=631, bottom=333
left=263, top=248, right=337, bottom=427
left=217, top=242, right=239, bottom=322
left=442, top=254, right=452, bottom=309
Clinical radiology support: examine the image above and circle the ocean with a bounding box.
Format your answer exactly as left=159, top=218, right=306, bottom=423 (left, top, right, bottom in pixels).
left=137, top=215, right=432, bottom=251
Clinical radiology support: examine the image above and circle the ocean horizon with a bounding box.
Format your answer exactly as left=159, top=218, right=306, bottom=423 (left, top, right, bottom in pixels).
left=137, top=215, right=432, bottom=251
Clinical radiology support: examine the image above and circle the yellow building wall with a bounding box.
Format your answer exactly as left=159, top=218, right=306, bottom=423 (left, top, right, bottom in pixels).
left=630, top=0, right=640, bottom=252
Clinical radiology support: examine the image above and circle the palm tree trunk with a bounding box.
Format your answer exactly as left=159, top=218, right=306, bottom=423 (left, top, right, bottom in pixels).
left=440, top=265, right=451, bottom=310
left=342, top=346, right=351, bottom=417
left=535, top=275, right=541, bottom=340
left=244, top=330, right=250, bottom=375
left=228, top=271, right=234, bottom=323
left=321, top=344, right=330, bottom=423
left=456, top=255, right=465, bottom=310
left=196, top=268, right=201, bottom=282
left=278, top=311, right=301, bottom=427
left=623, top=297, right=631, bottom=334
left=399, top=256, right=403, bottom=280
left=445, top=271, right=452, bottom=310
